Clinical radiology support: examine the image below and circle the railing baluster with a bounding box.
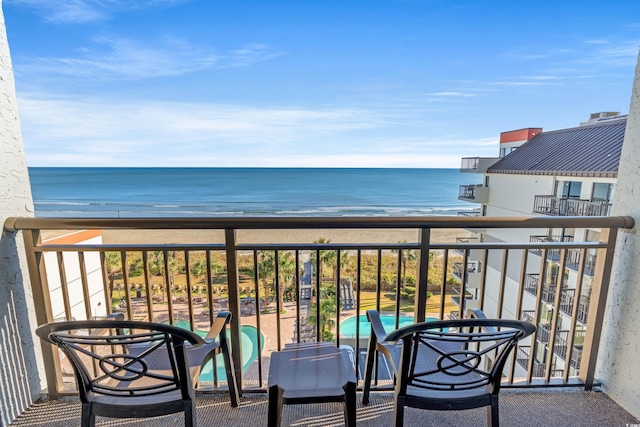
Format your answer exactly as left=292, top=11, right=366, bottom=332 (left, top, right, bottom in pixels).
left=394, top=248, right=401, bottom=329
left=56, top=252, right=72, bottom=321
left=78, top=252, right=91, bottom=320
left=163, top=250, right=173, bottom=324
left=274, top=250, right=281, bottom=351
left=142, top=251, right=153, bottom=322
left=581, top=227, right=618, bottom=389
left=185, top=250, right=194, bottom=329
left=315, top=248, right=321, bottom=343
left=336, top=249, right=342, bottom=346
left=376, top=249, right=382, bottom=313
left=224, top=229, right=243, bottom=388
left=416, top=227, right=430, bottom=322
left=121, top=251, right=133, bottom=321
left=252, top=250, right=263, bottom=387
left=355, top=249, right=362, bottom=380
left=441, top=249, right=450, bottom=318
left=294, top=250, right=300, bottom=344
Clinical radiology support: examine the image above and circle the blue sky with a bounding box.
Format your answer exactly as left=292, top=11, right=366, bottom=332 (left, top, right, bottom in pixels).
left=3, top=0, right=640, bottom=167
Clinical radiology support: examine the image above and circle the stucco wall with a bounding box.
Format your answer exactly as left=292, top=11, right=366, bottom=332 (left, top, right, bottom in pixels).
left=597, top=53, right=640, bottom=419
left=0, top=2, right=42, bottom=425
left=486, top=173, right=554, bottom=216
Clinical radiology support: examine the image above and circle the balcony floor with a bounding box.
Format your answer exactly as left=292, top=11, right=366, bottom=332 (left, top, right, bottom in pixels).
left=9, top=389, right=639, bottom=427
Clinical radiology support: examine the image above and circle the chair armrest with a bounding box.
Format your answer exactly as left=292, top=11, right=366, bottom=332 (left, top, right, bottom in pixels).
left=366, top=310, right=389, bottom=341
left=467, top=308, right=487, bottom=319
left=204, top=311, right=232, bottom=341
left=106, top=312, right=125, bottom=320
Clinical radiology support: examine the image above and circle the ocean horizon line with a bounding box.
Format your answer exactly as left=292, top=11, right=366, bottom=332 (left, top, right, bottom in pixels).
left=28, top=166, right=460, bottom=171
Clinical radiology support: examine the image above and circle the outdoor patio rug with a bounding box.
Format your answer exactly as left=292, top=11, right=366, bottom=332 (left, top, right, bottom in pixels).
left=9, top=388, right=639, bottom=426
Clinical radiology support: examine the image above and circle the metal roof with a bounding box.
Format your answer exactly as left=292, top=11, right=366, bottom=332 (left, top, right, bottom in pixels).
left=487, top=118, right=626, bottom=178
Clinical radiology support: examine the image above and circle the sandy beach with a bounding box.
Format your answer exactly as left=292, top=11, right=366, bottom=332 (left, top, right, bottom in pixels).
left=101, top=227, right=469, bottom=245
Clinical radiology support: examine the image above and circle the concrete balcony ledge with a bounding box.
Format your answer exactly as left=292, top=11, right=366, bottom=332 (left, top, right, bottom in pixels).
left=9, top=389, right=638, bottom=427
left=458, top=184, right=489, bottom=203
left=460, top=156, right=502, bottom=173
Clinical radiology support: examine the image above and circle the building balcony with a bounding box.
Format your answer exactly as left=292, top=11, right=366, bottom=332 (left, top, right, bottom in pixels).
left=517, top=346, right=567, bottom=380
left=457, top=209, right=481, bottom=217
left=565, top=249, right=597, bottom=276
left=520, top=312, right=555, bottom=345
left=460, top=156, right=501, bottom=173
left=2, top=215, right=638, bottom=425
left=554, top=330, right=585, bottom=370
left=452, top=260, right=482, bottom=289
left=559, top=288, right=590, bottom=323
left=454, top=236, right=483, bottom=259
left=537, top=323, right=553, bottom=343
left=524, top=274, right=556, bottom=304
left=533, top=195, right=612, bottom=216
left=458, top=184, right=489, bottom=203
left=528, top=234, right=574, bottom=259
left=516, top=346, right=547, bottom=377
left=450, top=285, right=478, bottom=310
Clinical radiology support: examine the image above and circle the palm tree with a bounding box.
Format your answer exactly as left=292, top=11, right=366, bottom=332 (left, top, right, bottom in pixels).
left=148, top=251, right=169, bottom=302
left=257, top=251, right=275, bottom=310
left=190, top=260, right=208, bottom=285
left=277, top=251, right=297, bottom=302
left=311, top=238, right=349, bottom=285
left=104, top=252, right=122, bottom=301
left=306, top=285, right=337, bottom=342
left=396, top=242, right=417, bottom=291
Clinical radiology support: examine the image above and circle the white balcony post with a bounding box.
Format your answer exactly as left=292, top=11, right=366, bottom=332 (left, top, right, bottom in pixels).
left=0, top=3, right=42, bottom=426
left=599, top=50, right=640, bottom=419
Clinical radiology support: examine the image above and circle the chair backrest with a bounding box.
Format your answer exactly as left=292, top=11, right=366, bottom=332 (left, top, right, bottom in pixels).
left=36, top=320, right=206, bottom=403
left=385, top=319, right=535, bottom=396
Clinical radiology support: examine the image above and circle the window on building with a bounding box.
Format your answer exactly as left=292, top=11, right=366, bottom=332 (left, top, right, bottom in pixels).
left=499, top=147, right=517, bottom=158
left=592, top=183, right=614, bottom=202
left=555, top=181, right=582, bottom=199
left=484, top=176, right=490, bottom=187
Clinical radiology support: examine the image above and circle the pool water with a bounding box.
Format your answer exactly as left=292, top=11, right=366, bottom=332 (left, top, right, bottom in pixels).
left=171, top=320, right=263, bottom=382
left=339, top=314, right=438, bottom=339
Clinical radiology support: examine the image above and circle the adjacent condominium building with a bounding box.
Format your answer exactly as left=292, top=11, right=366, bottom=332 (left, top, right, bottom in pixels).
left=457, top=112, right=626, bottom=378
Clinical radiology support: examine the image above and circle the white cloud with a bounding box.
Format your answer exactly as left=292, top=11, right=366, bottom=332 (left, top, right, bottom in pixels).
left=18, top=93, right=498, bottom=168
left=7, top=0, right=188, bottom=24
left=18, top=94, right=378, bottom=162
left=18, top=36, right=281, bottom=81
left=490, top=80, right=548, bottom=87
left=430, top=92, right=477, bottom=98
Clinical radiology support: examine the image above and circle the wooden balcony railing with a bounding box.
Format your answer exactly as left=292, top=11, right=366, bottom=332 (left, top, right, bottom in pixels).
left=4, top=215, right=633, bottom=397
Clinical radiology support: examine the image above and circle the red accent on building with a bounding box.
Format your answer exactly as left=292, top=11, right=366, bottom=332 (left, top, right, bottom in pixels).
left=43, top=229, right=102, bottom=244
left=500, top=128, right=542, bottom=144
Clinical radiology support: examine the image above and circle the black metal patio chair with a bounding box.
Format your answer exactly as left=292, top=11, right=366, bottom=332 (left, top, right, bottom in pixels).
left=36, top=311, right=239, bottom=427
left=361, top=309, right=535, bottom=426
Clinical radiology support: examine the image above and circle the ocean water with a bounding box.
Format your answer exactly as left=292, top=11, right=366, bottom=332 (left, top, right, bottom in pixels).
left=28, top=168, right=480, bottom=218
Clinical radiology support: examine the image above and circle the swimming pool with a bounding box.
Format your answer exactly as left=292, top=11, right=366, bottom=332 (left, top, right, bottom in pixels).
left=171, top=320, right=263, bottom=382
left=339, top=314, right=438, bottom=339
